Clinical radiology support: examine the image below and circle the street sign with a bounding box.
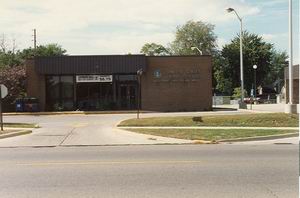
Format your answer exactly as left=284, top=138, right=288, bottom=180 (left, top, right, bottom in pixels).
left=0, top=84, right=8, bottom=98
left=0, top=84, right=7, bottom=131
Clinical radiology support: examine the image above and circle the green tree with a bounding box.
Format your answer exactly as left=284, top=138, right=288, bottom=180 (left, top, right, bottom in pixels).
left=170, top=20, right=217, bottom=55
left=265, top=50, right=288, bottom=85
left=140, top=43, right=170, bottom=56
left=213, top=52, right=233, bottom=94
left=222, top=31, right=273, bottom=93
left=19, top=43, right=67, bottom=62
left=0, top=43, right=67, bottom=67
left=0, top=51, right=22, bottom=67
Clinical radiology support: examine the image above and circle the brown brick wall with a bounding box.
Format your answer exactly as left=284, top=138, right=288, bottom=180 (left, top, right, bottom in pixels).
left=285, top=79, right=299, bottom=104
left=26, top=60, right=46, bottom=111
left=141, top=56, right=212, bottom=112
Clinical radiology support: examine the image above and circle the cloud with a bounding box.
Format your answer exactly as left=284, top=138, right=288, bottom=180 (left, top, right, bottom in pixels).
left=261, top=33, right=280, bottom=41
left=216, top=38, right=228, bottom=49
left=0, top=0, right=260, bottom=54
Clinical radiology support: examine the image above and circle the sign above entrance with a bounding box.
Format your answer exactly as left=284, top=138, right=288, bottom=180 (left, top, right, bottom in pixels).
left=76, top=75, right=113, bottom=83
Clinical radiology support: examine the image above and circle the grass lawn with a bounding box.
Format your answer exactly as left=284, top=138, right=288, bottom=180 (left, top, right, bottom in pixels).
left=118, top=113, right=299, bottom=127
left=0, top=129, right=20, bottom=135
left=3, top=123, right=37, bottom=128
left=126, top=128, right=298, bottom=141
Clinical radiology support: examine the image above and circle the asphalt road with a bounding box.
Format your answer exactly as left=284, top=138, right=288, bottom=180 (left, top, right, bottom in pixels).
left=0, top=144, right=298, bottom=198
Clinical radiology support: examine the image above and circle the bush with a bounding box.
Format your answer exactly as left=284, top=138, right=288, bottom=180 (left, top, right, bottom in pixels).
left=232, top=87, right=248, bottom=99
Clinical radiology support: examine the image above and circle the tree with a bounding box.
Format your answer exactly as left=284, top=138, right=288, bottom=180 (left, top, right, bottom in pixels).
left=18, top=43, right=67, bottom=62
left=0, top=34, right=21, bottom=67
left=170, top=20, right=217, bottom=55
left=140, top=43, right=170, bottom=56
left=0, top=42, right=67, bottom=67
left=221, top=31, right=273, bottom=93
left=265, top=50, right=288, bottom=86
left=213, top=52, right=233, bottom=94
left=0, top=65, right=26, bottom=111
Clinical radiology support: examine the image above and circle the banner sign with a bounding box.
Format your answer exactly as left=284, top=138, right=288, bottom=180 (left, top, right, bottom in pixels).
left=76, top=75, right=113, bottom=83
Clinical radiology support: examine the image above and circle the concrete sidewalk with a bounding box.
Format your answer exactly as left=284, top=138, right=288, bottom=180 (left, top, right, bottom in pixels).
left=215, top=104, right=292, bottom=113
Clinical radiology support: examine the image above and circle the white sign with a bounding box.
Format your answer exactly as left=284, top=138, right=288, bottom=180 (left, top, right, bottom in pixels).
left=0, top=84, right=8, bottom=98
left=76, top=75, right=113, bottom=83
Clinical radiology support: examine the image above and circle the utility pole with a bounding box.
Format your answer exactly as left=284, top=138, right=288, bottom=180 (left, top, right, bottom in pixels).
left=33, top=29, right=37, bottom=49
left=288, top=0, right=293, bottom=105
left=285, top=0, right=295, bottom=113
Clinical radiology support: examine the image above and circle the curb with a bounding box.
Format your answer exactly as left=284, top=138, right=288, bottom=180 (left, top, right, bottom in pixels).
left=217, top=132, right=299, bottom=143
left=118, top=126, right=299, bottom=130
left=0, top=130, right=32, bottom=139
left=3, top=111, right=154, bottom=116
left=193, top=140, right=217, bottom=144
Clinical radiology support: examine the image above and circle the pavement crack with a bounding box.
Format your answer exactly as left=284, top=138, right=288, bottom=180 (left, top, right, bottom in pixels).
left=59, top=128, right=76, bottom=146
left=264, top=185, right=280, bottom=198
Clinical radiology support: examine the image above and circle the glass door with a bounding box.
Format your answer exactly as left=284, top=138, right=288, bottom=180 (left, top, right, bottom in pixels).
left=119, top=84, right=137, bottom=110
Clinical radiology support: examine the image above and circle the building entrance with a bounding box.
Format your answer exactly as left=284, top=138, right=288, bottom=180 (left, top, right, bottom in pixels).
left=76, top=83, right=113, bottom=110
left=118, top=84, right=137, bottom=110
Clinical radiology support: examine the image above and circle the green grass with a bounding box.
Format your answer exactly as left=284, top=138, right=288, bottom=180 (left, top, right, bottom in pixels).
left=0, top=129, right=19, bottom=135
left=118, top=113, right=299, bottom=127
left=3, top=123, right=37, bottom=128
left=126, top=128, right=298, bottom=141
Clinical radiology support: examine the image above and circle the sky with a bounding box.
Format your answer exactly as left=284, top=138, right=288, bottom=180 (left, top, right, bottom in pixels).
left=0, top=0, right=299, bottom=64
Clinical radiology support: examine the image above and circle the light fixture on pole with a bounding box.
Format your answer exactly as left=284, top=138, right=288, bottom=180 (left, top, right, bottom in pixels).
left=253, top=65, right=257, bottom=99
left=191, top=47, right=203, bottom=55
left=136, top=69, right=143, bottom=119
left=227, top=7, right=246, bottom=109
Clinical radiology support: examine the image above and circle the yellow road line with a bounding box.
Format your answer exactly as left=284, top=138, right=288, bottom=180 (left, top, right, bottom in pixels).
left=16, top=160, right=203, bottom=166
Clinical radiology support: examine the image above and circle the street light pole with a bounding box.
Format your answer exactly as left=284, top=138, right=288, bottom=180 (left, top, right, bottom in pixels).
left=284, top=0, right=296, bottom=113
left=253, top=65, right=257, bottom=99
left=288, top=0, right=293, bottom=105
left=136, top=69, right=143, bottom=119
left=191, top=46, right=203, bottom=55
left=227, top=8, right=246, bottom=109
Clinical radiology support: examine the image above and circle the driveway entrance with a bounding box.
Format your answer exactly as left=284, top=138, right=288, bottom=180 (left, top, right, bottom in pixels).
left=0, top=113, right=196, bottom=147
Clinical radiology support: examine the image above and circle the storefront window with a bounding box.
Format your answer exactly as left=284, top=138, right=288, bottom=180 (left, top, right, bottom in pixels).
left=47, top=76, right=60, bottom=99
left=61, top=76, right=74, bottom=99
left=46, top=76, right=74, bottom=111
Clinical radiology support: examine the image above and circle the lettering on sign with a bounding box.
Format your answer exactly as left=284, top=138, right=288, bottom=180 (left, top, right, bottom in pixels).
left=153, top=69, right=201, bottom=83
left=76, top=75, right=113, bottom=83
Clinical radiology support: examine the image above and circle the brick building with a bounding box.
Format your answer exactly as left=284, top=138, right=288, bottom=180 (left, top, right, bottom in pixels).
left=285, top=64, right=299, bottom=104
left=26, top=55, right=212, bottom=112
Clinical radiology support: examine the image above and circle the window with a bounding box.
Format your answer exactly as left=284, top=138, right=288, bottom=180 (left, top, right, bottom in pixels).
left=46, top=76, right=74, bottom=111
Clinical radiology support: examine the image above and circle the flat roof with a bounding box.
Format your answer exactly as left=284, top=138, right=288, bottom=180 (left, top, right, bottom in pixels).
left=34, top=55, right=147, bottom=75
left=32, top=54, right=210, bottom=75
